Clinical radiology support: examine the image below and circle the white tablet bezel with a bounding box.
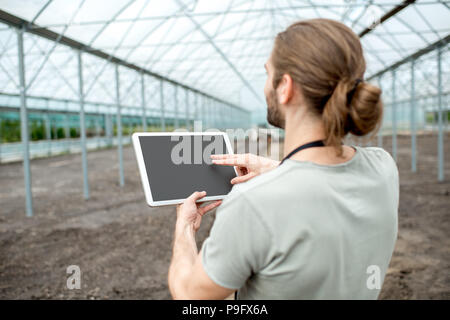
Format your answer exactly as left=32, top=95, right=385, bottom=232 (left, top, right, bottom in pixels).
left=132, top=131, right=237, bottom=207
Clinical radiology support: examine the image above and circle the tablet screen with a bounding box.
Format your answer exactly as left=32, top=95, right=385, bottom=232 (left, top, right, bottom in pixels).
left=138, top=134, right=236, bottom=202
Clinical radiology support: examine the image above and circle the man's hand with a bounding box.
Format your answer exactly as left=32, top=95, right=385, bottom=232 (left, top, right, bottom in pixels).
left=211, top=153, right=280, bottom=185
left=176, top=191, right=222, bottom=232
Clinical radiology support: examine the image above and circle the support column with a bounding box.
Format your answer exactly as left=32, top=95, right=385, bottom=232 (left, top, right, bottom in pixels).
left=204, top=97, right=208, bottom=129
left=209, top=98, right=212, bottom=128
left=105, top=113, right=112, bottom=146
left=212, top=102, right=216, bottom=129
left=230, top=106, right=233, bottom=129
left=194, top=93, right=198, bottom=131
left=115, top=65, right=124, bottom=187
left=95, top=111, right=101, bottom=148
left=207, top=98, right=211, bottom=129
left=437, top=46, right=444, bottom=181
left=45, top=108, right=51, bottom=156
left=185, top=89, right=190, bottom=131
left=411, top=60, right=417, bottom=173
left=392, top=69, right=397, bottom=162
left=17, top=27, right=33, bottom=217
left=160, top=79, right=166, bottom=131
left=65, top=102, right=70, bottom=139
left=201, top=95, right=205, bottom=130
left=174, top=85, right=179, bottom=129
left=141, top=72, right=147, bottom=132
left=77, top=50, right=89, bottom=199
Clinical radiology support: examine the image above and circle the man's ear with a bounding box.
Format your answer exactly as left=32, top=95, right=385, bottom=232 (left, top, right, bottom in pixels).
left=277, top=74, right=294, bottom=105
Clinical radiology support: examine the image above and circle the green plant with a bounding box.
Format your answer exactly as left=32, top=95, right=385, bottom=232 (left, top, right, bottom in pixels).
left=30, top=121, right=45, bottom=141
left=0, top=119, right=21, bottom=143
left=70, top=127, right=79, bottom=138
left=56, top=127, right=65, bottom=139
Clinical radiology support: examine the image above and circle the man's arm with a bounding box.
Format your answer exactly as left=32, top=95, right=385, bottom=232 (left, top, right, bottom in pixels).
left=168, top=191, right=235, bottom=300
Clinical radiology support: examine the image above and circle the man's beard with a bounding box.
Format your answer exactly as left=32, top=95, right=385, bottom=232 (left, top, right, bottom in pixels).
left=266, top=88, right=285, bottom=129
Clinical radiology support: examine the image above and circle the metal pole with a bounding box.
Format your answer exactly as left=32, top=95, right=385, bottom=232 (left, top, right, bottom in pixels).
left=17, top=28, right=33, bottom=217
left=77, top=50, right=90, bottom=200
left=226, top=105, right=230, bottom=129
left=392, top=69, right=397, bottom=162
left=140, top=72, right=147, bottom=132
left=204, top=97, right=207, bottom=128
left=45, top=109, right=51, bottom=156
left=115, top=65, right=124, bottom=187
left=206, top=98, right=210, bottom=129
left=212, top=100, right=215, bottom=128
left=213, top=101, right=216, bottom=128
left=194, top=93, right=198, bottom=131
left=209, top=98, right=212, bottom=129
left=216, top=103, right=219, bottom=129
left=211, top=100, right=214, bottom=128
left=106, top=113, right=112, bottom=146
left=230, top=105, right=233, bottom=128
left=209, top=99, right=212, bottom=129
left=174, top=85, right=179, bottom=129
left=410, top=60, right=417, bottom=173
left=95, top=112, right=101, bottom=148
left=159, top=79, right=165, bottom=131
left=65, top=104, right=70, bottom=139
left=201, top=95, right=205, bottom=130
left=437, top=46, right=444, bottom=181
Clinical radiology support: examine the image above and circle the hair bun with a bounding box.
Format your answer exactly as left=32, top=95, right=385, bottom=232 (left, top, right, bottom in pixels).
left=347, top=81, right=383, bottom=136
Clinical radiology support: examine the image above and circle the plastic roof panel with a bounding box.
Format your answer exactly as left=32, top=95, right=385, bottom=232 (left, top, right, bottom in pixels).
left=0, top=0, right=449, bottom=110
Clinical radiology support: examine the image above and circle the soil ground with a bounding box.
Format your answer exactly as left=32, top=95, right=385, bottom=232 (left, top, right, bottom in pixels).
left=0, top=132, right=448, bottom=299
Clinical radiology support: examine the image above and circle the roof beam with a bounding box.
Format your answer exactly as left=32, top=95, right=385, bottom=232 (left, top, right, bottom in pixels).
left=25, top=2, right=437, bottom=29
left=367, top=34, right=450, bottom=80
left=174, top=0, right=263, bottom=104
left=0, top=9, right=246, bottom=112
left=359, top=0, right=416, bottom=38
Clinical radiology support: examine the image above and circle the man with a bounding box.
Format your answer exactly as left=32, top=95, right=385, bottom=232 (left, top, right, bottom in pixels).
left=168, top=19, right=398, bottom=299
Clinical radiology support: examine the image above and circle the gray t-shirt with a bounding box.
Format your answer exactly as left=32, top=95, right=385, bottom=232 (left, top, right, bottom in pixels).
left=200, top=146, right=399, bottom=299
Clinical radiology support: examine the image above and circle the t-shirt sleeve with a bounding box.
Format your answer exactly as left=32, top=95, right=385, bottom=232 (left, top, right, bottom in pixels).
left=200, top=188, right=273, bottom=290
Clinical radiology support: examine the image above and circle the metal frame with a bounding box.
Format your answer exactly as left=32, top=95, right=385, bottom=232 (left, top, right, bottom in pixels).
left=369, top=37, right=448, bottom=182
left=17, top=27, right=33, bottom=217
left=0, top=10, right=244, bottom=111
left=0, top=1, right=448, bottom=218
left=78, top=50, right=89, bottom=199
left=115, top=64, right=124, bottom=187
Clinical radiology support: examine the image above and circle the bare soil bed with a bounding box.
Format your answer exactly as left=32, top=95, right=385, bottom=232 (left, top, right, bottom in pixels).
left=0, top=132, right=448, bottom=299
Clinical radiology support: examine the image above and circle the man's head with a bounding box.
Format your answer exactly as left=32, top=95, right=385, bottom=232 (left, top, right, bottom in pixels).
left=264, top=59, right=286, bottom=129
left=263, top=19, right=383, bottom=155
left=264, top=54, right=305, bottom=130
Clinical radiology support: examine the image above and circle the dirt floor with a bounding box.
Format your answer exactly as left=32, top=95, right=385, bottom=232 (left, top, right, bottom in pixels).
left=0, top=132, right=449, bottom=299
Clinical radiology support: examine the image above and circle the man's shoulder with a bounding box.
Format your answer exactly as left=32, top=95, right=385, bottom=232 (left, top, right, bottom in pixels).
left=359, top=146, right=394, bottom=163
left=357, top=146, right=398, bottom=176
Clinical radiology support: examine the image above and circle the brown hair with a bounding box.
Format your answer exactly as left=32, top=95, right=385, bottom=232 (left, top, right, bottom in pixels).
left=272, top=18, right=383, bottom=156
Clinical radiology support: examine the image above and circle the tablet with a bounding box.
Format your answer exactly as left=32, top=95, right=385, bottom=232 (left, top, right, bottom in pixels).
left=132, top=132, right=238, bottom=206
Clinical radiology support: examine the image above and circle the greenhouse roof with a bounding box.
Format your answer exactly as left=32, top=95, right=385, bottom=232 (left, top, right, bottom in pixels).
left=0, top=0, right=449, bottom=111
